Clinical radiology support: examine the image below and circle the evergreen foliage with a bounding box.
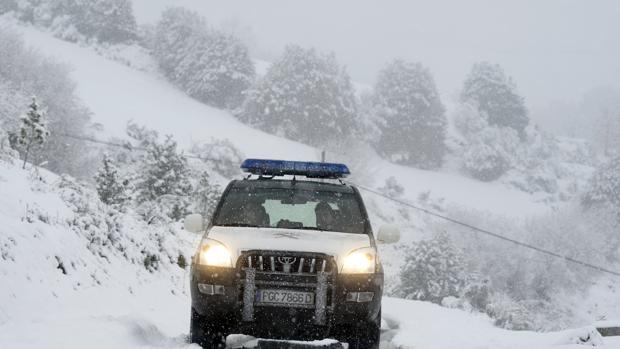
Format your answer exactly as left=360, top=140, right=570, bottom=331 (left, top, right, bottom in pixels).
left=455, top=104, right=518, bottom=182
left=132, top=132, right=192, bottom=221
left=71, top=0, right=138, bottom=43
left=372, top=60, right=447, bottom=169
left=582, top=156, right=620, bottom=209
left=94, top=154, right=129, bottom=207
left=238, top=45, right=358, bottom=146
left=154, top=7, right=255, bottom=109
left=12, top=0, right=137, bottom=43
left=190, top=139, right=244, bottom=178
left=135, top=136, right=192, bottom=202
left=18, top=97, right=50, bottom=169
left=399, top=231, right=466, bottom=303
left=192, top=171, right=222, bottom=223
left=461, top=62, right=529, bottom=136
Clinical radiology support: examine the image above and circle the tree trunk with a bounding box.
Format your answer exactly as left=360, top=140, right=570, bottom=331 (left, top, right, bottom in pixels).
left=22, top=138, right=33, bottom=169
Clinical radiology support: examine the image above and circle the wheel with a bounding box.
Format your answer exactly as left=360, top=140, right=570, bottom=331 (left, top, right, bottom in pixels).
left=190, top=308, right=230, bottom=348
left=339, top=309, right=381, bottom=349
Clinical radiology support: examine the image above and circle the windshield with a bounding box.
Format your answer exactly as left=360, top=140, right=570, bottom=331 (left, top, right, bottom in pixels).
left=213, top=186, right=367, bottom=233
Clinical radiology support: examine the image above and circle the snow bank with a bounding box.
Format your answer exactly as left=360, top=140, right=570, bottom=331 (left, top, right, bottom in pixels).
left=0, top=158, right=196, bottom=322
left=381, top=297, right=614, bottom=349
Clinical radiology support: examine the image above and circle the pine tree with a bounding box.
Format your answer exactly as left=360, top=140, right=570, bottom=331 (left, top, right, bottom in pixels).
left=153, top=7, right=205, bottom=78
left=70, top=0, right=137, bottom=43
left=192, top=171, right=222, bottom=223
left=461, top=62, right=529, bottom=137
left=238, top=45, right=358, bottom=146
left=18, top=97, right=49, bottom=169
left=134, top=134, right=192, bottom=221
left=136, top=135, right=192, bottom=202
left=154, top=7, right=255, bottom=109
left=372, top=59, right=447, bottom=169
left=94, top=154, right=128, bottom=207
left=399, top=231, right=466, bottom=303
left=582, top=156, right=620, bottom=208
left=454, top=104, right=520, bottom=182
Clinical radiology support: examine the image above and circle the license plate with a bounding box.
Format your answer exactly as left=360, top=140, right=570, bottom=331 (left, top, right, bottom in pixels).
left=255, top=289, right=315, bottom=307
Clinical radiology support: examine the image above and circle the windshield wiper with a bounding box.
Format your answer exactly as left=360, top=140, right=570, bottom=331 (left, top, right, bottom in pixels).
left=279, top=226, right=331, bottom=231
left=217, top=223, right=261, bottom=228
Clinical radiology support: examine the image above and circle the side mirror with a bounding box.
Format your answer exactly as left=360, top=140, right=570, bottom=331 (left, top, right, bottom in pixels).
left=377, top=224, right=400, bottom=244
left=184, top=213, right=204, bottom=233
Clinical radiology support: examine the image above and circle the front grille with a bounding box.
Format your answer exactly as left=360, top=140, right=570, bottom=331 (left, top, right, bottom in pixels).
left=238, top=251, right=334, bottom=274
left=237, top=251, right=336, bottom=325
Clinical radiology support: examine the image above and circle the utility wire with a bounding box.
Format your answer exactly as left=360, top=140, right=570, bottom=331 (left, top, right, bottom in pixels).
left=59, top=133, right=620, bottom=277
left=58, top=132, right=217, bottom=161
left=349, top=181, right=620, bottom=278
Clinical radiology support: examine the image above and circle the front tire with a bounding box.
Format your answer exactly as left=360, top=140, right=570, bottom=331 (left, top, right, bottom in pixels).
left=190, top=308, right=230, bottom=348
left=339, top=309, right=381, bottom=349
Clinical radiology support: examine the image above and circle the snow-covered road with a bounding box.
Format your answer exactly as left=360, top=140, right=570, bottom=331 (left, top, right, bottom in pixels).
left=0, top=284, right=615, bottom=349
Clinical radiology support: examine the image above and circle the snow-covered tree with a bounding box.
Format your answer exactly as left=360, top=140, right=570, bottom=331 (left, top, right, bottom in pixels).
left=154, top=7, right=255, bottom=109
left=134, top=134, right=192, bottom=221
left=372, top=59, right=447, bottom=169
left=94, top=154, right=129, bottom=207
left=153, top=7, right=205, bottom=76
left=238, top=45, right=358, bottom=146
left=192, top=171, right=222, bottom=223
left=190, top=138, right=244, bottom=178
left=73, top=0, right=138, bottom=43
left=462, top=141, right=510, bottom=182
left=454, top=104, right=520, bottom=182
left=18, top=97, right=50, bottom=169
left=461, top=62, right=529, bottom=137
left=582, top=156, right=620, bottom=209
left=12, top=0, right=137, bottom=43
left=399, top=231, right=466, bottom=303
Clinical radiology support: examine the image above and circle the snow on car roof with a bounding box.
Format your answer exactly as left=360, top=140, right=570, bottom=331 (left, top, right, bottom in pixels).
left=594, top=320, right=620, bottom=328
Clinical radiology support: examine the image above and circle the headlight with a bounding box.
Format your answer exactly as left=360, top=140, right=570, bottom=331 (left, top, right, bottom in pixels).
left=198, top=239, right=232, bottom=267
left=341, top=248, right=376, bottom=274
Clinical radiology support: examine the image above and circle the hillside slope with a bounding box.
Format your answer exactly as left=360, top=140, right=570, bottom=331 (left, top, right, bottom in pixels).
left=4, top=19, right=549, bottom=219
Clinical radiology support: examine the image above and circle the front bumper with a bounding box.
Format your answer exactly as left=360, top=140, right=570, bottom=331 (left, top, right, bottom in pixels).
left=190, top=262, right=383, bottom=336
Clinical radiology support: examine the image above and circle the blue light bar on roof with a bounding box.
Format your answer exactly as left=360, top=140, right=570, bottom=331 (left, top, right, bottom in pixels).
left=240, top=159, right=350, bottom=178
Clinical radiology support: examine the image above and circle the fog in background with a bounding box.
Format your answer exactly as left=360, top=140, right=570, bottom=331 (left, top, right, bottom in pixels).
left=134, top=0, right=620, bottom=113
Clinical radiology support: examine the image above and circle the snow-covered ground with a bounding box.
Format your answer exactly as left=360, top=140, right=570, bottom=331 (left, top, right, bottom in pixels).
left=1, top=149, right=618, bottom=349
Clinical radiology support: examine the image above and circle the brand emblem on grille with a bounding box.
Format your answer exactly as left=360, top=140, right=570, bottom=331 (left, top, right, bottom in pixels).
left=277, top=256, right=297, bottom=273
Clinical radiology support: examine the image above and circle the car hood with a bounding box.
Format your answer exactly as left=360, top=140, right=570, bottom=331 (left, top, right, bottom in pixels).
left=206, top=226, right=373, bottom=269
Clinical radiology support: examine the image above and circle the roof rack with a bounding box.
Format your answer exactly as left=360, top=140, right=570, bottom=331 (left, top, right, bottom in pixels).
left=240, top=159, right=350, bottom=179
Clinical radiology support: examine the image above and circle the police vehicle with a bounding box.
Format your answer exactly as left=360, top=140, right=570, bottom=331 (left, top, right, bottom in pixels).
left=184, top=159, right=400, bottom=349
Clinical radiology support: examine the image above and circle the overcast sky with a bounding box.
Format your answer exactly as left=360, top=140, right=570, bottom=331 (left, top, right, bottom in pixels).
left=134, top=0, right=620, bottom=109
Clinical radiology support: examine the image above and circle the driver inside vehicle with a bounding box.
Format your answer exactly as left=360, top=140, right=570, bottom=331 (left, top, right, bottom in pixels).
left=315, top=201, right=337, bottom=231
left=242, top=201, right=270, bottom=227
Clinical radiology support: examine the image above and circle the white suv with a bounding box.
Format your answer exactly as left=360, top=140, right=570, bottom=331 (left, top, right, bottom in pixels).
left=184, top=159, right=400, bottom=349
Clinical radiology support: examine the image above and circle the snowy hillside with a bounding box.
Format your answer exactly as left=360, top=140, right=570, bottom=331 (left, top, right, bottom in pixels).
left=0, top=155, right=196, bottom=322
left=2, top=19, right=549, bottom=219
